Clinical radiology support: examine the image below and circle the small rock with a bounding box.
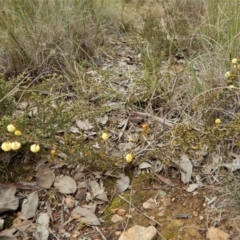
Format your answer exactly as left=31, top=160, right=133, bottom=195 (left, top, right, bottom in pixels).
left=111, top=214, right=124, bottom=223
left=71, top=231, right=80, bottom=238
left=186, top=183, right=199, bottom=192
left=199, top=215, right=204, bottom=221
left=118, top=225, right=157, bottom=240
left=65, top=197, right=75, bottom=208
left=193, top=211, right=198, bottom=217
left=206, top=227, right=230, bottom=240
left=72, top=213, right=81, bottom=219
left=118, top=208, right=127, bottom=216
left=161, top=198, right=171, bottom=207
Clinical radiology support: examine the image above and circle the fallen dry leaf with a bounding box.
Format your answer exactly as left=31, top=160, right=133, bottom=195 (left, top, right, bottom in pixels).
left=0, top=186, right=19, bottom=214
left=142, top=198, right=158, bottom=210
left=88, top=180, right=105, bottom=197
left=223, top=152, right=240, bottom=172
left=21, top=192, right=39, bottom=220
left=36, top=213, right=50, bottom=240
left=36, top=165, right=55, bottom=188
left=70, top=126, right=80, bottom=133
left=180, top=154, right=192, bottom=183
left=76, top=119, right=94, bottom=130
left=17, top=101, right=29, bottom=110
left=28, top=106, right=38, bottom=117
left=13, top=220, right=32, bottom=233
left=97, top=115, right=108, bottom=125
left=0, top=218, right=3, bottom=231
left=95, top=191, right=109, bottom=202
left=75, top=189, right=87, bottom=201
left=54, top=175, right=77, bottom=194
left=115, top=173, right=130, bottom=194
left=0, top=227, right=18, bottom=239
left=71, top=206, right=100, bottom=225
left=155, top=174, right=179, bottom=187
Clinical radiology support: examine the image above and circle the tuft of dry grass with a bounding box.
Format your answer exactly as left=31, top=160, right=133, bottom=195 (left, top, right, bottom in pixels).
left=0, top=0, right=133, bottom=79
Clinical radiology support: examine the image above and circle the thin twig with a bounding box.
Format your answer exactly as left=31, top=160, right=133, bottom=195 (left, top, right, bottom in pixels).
left=118, top=117, right=129, bottom=141
left=59, top=198, right=64, bottom=231
left=93, top=226, right=107, bottom=240
left=117, top=194, right=162, bottom=226
left=177, top=225, right=207, bottom=240
left=132, top=111, right=173, bottom=127
left=0, top=74, right=30, bottom=103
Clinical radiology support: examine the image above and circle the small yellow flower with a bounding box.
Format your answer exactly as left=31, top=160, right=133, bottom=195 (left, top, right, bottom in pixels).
left=1, top=142, right=12, bottom=151
left=232, top=58, right=238, bottom=64
left=141, top=123, right=151, bottom=133
left=191, top=145, right=199, bottom=150
left=172, top=140, right=178, bottom=146
left=14, top=130, right=22, bottom=136
left=228, top=85, right=235, bottom=90
left=11, top=141, right=21, bottom=150
left=30, top=144, right=40, bottom=153
left=227, top=79, right=233, bottom=85
left=125, top=153, right=133, bottom=163
left=7, top=124, right=16, bottom=132
left=215, top=119, right=221, bottom=124
left=101, top=132, right=109, bottom=141
left=224, top=71, right=231, bottom=78
left=51, top=149, right=56, bottom=155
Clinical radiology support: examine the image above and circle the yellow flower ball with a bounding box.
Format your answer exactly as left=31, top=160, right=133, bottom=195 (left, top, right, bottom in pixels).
left=101, top=132, right=109, bottom=141
left=141, top=123, right=148, bottom=129
left=51, top=149, right=56, bottom=155
left=30, top=144, right=40, bottom=153
left=224, top=71, right=231, bottom=78
left=7, top=124, right=16, bottom=132
left=232, top=58, right=238, bottom=64
left=125, top=153, right=133, bottom=163
left=1, top=142, right=12, bottom=151
left=228, top=85, right=235, bottom=89
left=215, top=119, right=221, bottom=124
left=10, top=141, right=21, bottom=150
left=14, top=130, right=22, bottom=136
